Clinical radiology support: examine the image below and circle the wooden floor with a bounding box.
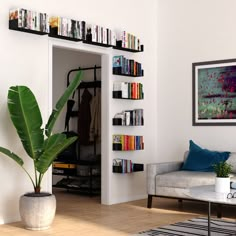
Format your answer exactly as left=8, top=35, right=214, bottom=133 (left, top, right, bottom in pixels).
left=0, top=189, right=236, bottom=235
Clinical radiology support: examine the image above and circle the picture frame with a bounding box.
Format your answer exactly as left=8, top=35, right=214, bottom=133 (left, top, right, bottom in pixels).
left=193, top=58, right=236, bottom=126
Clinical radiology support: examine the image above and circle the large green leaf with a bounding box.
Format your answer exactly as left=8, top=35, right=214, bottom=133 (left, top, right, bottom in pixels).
left=35, top=134, right=78, bottom=174
left=8, top=86, right=44, bottom=159
left=45, top=70, right=83, bottom=137
left=0, top=147, right=24, bottom=166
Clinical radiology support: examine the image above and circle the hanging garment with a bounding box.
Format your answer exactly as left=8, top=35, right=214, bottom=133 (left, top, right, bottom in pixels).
left=89, top=89, right=101, bottom=142
left=64, top=99, right=75, bottom=131
left=78, top=88, right=92, bottom=145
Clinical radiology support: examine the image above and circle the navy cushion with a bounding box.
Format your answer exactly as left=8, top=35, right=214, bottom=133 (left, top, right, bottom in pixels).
left=181, top=140, right=230, bottom=172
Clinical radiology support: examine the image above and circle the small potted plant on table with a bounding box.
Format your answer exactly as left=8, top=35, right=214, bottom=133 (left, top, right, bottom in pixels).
left=213, top=161, right=232, bottom=193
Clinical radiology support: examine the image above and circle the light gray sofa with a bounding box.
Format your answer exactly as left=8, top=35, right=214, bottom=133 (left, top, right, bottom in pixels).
left=146, top=151, right=236, bottom=216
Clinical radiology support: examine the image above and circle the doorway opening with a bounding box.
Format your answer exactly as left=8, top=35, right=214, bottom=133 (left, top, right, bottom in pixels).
left=51, top=45, right=103, bottom=202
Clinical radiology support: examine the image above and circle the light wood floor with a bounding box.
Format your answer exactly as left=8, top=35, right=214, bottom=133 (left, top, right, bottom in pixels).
left=0, top=189, right=236, bottom=236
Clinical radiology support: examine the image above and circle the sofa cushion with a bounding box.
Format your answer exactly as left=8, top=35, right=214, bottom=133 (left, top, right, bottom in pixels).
left=181, top=140, right=230, bottom=172
left=156, top=171, right=216, bottom=189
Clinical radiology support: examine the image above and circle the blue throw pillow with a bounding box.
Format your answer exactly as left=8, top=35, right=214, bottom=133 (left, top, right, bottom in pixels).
left=181, top=140, right=230, bottom=172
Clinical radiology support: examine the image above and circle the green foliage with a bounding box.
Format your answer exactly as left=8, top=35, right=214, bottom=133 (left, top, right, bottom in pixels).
left=0, top=71, right=83, bottom=193
left=213, top=161, right=232, bottom=178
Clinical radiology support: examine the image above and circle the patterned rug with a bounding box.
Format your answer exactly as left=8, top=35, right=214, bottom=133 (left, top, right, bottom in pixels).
left=135, top=217, right=236, bottom=236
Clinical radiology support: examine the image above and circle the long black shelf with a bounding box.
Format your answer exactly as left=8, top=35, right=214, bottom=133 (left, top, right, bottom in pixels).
left=9, top=20, right=48, bottom=35
left=48, top=33, right=81, bottom=42
left=112, top=43, right=144, bottom=53
left=9, top=20, right=144, bottom=53
left=82, top=40, right=113, bottom=48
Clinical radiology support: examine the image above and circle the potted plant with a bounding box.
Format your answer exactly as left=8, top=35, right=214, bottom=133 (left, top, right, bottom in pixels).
left=0, top=71, right=83, bottom=230
left=213, top=161, right=232, bottom=193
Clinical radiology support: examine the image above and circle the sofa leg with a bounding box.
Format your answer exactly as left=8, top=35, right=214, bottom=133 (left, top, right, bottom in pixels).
left=216, top=204, right=222, bottom=218
left=147, top=195, right=153, bottom=208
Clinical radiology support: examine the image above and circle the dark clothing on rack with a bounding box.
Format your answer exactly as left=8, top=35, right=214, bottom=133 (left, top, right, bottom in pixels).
left=78, top=88, right=92, bottom=145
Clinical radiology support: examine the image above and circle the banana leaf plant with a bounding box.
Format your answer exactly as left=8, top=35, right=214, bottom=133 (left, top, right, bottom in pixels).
left=0, top=71, right=83, bottom=193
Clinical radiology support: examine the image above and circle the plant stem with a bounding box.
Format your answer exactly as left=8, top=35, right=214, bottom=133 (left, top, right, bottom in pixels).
left=21, top=166, right=36, bottom=190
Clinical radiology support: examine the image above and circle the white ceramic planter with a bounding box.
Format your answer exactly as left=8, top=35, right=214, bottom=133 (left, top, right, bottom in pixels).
left=215, top=177, right=230, bottom=193
left=19, top=193, right=56, bottom=230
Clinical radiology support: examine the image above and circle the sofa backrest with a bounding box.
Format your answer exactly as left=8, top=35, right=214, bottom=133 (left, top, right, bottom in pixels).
left=226, top=152, right=236, bottom=173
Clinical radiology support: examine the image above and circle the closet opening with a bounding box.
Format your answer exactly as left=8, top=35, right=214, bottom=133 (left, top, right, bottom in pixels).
left=51, top=46, right=103, bottom=202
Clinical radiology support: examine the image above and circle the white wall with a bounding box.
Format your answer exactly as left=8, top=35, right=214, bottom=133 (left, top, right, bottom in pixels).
left=0, top=0, right=157, bottom=223
left=157, top=0, right=236, bottom=163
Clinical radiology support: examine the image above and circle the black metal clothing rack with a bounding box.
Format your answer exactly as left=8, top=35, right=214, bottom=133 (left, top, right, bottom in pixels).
left=66, top=65, right=101, bottom=196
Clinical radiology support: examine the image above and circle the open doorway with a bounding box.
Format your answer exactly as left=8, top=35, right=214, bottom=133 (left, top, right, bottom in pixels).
left=51, top=46, right=102, bottom=201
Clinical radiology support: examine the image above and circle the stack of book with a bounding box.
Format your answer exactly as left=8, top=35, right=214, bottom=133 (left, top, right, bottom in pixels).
left=49, top=16, right=86, bottom=40
left=117, top=31, right=141, bottom=51
left=113, top=159, right=144, bottom=173
left=113, top=109, right=144, bottom=126
left=112, top=135, right=144, bottom=151
left=113, top=82, right=144, bottom=99
left=86, top=24, right=116, bottom=46
left=9, top=8, right=49, bottom=33
left=113, top=55, right=143, bottom=76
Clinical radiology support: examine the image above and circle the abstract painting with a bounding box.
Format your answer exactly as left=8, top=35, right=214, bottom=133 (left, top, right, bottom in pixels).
left=193, top=59, right=236, bottom=125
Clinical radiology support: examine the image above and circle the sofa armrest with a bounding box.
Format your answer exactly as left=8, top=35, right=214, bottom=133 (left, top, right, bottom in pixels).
left=146, top=161, right=183, bottom=195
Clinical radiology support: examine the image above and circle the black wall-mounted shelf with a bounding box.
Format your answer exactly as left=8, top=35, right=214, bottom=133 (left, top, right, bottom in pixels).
left=113, top=164, right=144, bottom=173
left=9, top=19, right=48, bottom=35
left=83, top=39, right=113, bottom=48
left=113, top=70, right=144, bottom=77
left=113, top=91, right=144, bottom=100
left=113, top=41, right=144, bottom=53
left=112, top=118, right=144, bottom=126
left=113, top=143, right=144, bottom=151
left=9, top=21, right=144, bottom=53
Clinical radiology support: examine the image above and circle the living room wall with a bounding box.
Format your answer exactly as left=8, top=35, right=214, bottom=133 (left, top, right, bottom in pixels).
left=156, top=0, right=236, bottom=162
left=0, top=0, right=157, bottom=223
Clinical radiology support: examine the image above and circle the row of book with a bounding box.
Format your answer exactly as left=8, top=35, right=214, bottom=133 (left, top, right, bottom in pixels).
left=50, top=17, right=86, bottom=40
left=113, top=55, right=143, bottom=76
left=113, top=82, right=144, bottom=99
left=113, top=109, right=144, bottom=126
left=113, top=135, right=144, bottom=151
left=119, top=31, right=141, bottom=51
left=113, top=159, right=143, bottom=173
left=87, top=25, right=117, bottom=46
left=9, top=8, right=142, bottom=49
left=9, top=8, right=49, bottom=33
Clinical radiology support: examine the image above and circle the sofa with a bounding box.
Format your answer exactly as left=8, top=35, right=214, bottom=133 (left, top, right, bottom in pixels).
left=146, top=150, right=236, bottom=216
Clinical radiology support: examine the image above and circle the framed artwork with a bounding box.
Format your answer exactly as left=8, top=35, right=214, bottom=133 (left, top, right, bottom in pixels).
left=193, top=58, right=236, bottom=126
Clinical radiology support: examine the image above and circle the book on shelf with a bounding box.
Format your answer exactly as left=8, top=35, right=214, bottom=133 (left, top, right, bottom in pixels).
left=113, top=159, right=143, bottom=173
left=118, top=30, right=141, bottom=51
left=113, top=56, right=143, bottom=76
left=113, top=82, right=144, bottom=99
left=49, top=16, right=86, bottom=40
left=112, top=135, right=144, bottom=151
left=9, top=8, right=49, bottom=33
left=113, top=109, right=144, bottom=126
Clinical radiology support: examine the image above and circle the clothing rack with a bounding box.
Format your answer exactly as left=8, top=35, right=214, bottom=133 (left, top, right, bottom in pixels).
left=66, top=65, right=101, bottom=196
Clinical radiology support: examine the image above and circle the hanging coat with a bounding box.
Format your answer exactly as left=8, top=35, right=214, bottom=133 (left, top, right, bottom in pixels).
left=78, top=88, right=92, bottom=145
left=89, top=89, right=101, bottom=142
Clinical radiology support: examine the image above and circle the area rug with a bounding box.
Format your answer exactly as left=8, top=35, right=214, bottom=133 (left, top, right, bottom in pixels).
left=135, top=217, right=236, bottom=236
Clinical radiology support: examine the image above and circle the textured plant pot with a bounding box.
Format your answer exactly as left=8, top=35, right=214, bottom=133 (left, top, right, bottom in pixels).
left=19, top=192, right=56, bottom=230
left=215, top=177, right=230, bottom=193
